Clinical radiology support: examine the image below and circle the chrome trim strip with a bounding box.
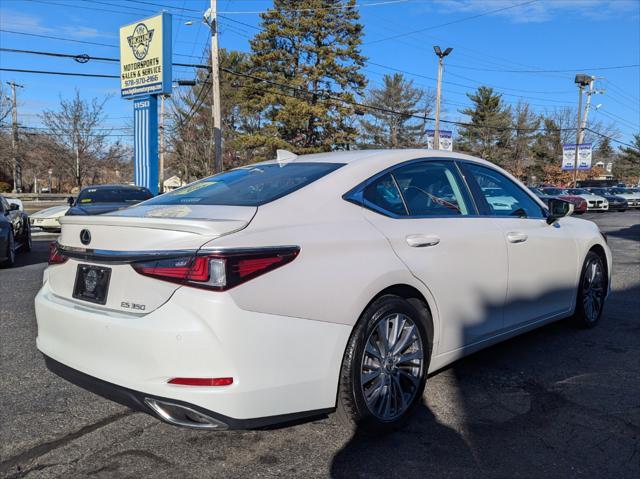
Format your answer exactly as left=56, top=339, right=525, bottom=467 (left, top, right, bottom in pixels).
left=56, top=244, right=301, bottom=264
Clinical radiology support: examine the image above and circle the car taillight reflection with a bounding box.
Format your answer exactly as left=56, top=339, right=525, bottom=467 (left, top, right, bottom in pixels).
left=48, top=242, right=68, bottom=265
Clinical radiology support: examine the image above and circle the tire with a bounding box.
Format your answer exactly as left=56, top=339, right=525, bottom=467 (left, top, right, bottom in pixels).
left=1, top=230, right=16, bottom=268
left=336, top=295, right=432, bottom=432
left=23, top=222, right=32, bottom=252
left=570, top=251, right=606, bottom=329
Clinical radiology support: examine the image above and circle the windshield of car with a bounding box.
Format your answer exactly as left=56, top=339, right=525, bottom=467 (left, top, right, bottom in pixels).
left=541, top=188, right=565, bottom=195
left=589, top=188, right=607, bottom=195
left=142, top=163, right=343, bottom=207
left=568, top=188, right=589, bottom=195
left=77, top=187, right=153, bottom=204
left=529, top=188, right=544, bottom=196
left=611, top=188, right=633, bottom=194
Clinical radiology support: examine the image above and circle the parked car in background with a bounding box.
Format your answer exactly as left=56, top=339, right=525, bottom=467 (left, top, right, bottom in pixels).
left=529, top=187, right=556, bottom=206
left=0, top=195, right=31, bottom=267
left=37, top=150, right=611, bottom=431
left=30, top=205, right=70, bottom=232
left=6, top=198, right=23, bottom=211
left=566, top=188, right=609, bottom=212
left=586, top=188, right=628, bottom=212
left=539, top=188, right=587, bottom=215
left=66, top=185, right=153, bottom=216
left=608, top=187, right=640, bottom=209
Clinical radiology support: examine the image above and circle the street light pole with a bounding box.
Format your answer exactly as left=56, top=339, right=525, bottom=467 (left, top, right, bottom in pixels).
left=433, top=46, right=452, bottom=151
left=206, top=0, right=223, bottom=174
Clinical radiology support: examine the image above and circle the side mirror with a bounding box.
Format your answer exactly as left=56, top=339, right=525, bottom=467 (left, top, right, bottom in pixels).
left=67, top=196, right=75, bottom=207
left=546, top=198, right=573, bottom=224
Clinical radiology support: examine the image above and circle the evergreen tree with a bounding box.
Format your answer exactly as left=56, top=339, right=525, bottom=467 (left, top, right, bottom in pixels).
left=457, top=86, right=512, bottom=165
left=246, top=0, right=367, bottom=156
left=359, top=73, right=434, bottom=148
left=614, top=133, right=640, bottom=182
left=509, top=101, right=540, bottom=179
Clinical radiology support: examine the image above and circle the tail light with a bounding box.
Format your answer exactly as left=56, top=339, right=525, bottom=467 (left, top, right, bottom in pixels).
left=48, top=242, right=68, bottom=265
left=131, top=247, right=299, bottom=291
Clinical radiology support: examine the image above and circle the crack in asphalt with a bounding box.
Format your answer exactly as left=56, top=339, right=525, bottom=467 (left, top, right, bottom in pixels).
left=0, top=410, right=132, bottom=477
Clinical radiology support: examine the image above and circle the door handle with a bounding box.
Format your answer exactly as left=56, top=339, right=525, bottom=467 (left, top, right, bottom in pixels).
left=506, top=232, right=528, bottom=243
left=406, top=234, right=440, bottom=248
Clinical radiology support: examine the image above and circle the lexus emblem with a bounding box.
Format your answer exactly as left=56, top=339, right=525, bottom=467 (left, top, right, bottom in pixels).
left=80, top=229, right=91, bottom=246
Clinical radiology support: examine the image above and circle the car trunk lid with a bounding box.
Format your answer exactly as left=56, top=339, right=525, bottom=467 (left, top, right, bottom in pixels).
left=47, top=205, right=256, bottom=313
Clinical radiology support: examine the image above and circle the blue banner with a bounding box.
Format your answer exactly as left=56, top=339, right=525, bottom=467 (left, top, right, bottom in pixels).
left=133, top=96, right=158, bottom=195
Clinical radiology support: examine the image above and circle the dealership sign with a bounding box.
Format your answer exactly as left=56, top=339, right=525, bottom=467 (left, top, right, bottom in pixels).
left=120, top=13, right=172, bottom=98
left=562, top=143, right=592, bottom=170
left=426, top=130, right=453, bottom=151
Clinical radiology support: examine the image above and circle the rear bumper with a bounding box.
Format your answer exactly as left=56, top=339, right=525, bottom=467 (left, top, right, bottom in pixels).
left=43, top=354, right=333, bottom=430
left=35, top=280, right=351, bottom=426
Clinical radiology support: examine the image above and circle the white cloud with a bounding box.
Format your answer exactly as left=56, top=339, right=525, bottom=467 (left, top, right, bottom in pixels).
left=0, top=9, right=115, bottom=38
left=431, top=0, right=639, bottom=24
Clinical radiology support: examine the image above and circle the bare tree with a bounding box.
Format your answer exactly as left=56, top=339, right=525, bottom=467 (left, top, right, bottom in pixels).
left=0, top=84, right=12, bottom=125
left=41, top=89, right=127, bottom=188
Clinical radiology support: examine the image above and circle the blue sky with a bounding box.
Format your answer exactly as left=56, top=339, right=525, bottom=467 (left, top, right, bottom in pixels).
left=1, top=0, right=638, bottom=147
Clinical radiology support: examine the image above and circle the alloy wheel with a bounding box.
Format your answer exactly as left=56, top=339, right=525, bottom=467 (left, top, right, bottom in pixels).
left=360, top=313, right=424, bottom=421
left=582, top=258, right=605, bottom=323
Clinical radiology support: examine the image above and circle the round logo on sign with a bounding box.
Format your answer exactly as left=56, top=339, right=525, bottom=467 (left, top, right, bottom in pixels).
left=127, top=23, right=155, bottom=61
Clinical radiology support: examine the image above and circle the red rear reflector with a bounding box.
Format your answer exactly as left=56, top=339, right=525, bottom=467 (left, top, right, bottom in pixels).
left=168, top=377, right=233, bottom=387
left=48, top=242, right=68, bottom=265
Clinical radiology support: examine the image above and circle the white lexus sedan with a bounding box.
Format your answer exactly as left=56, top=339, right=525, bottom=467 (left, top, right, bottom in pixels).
left=36, top=150, right=611, bottom=431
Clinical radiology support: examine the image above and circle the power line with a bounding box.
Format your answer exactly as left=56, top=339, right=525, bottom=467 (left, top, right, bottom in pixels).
left=0, top=28, right=203, bottom=59
left=446, top=63, right=640, bottom=73
left=585, top=128, right=638, bottom=150
left=217, top=66, right=576, bottom=132
left=0, top=67, right=119, bottom=79
left=217, top=1, right=410, bottom=14
left=0, top=47, right=209, bottom=70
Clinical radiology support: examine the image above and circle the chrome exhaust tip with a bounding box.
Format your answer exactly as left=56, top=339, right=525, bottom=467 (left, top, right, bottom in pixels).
left=144, top=398, right=228, bottom=430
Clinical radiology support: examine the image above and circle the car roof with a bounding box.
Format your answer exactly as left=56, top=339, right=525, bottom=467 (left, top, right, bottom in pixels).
left=281, top=148, right=488, bottom=165
left=80, top=184, right=151, bottom=191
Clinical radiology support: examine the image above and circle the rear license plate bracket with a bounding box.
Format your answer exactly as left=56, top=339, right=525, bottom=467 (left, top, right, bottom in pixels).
left=72, top=264, right=111, bottom=305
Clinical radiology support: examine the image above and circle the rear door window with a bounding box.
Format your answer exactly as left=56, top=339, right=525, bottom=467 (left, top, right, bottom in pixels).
left=393, top=161, right=472, bottom=216
left=143, top=163, right=343, bottom=207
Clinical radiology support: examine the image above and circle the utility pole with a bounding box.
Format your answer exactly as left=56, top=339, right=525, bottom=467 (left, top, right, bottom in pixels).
left=159, top=94, right=165, bottom=193
left=205, top=0, right=223, bottom=173
left=579, top=77, right=605, bottom=145
left=573, top=74, right=591, bottom=187
left=432, top=46, right=452, bottom=151
left=7, top=81, right=23, bottom=193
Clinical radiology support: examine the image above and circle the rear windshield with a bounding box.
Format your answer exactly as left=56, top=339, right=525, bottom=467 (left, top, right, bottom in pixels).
left=142, top=163, right=343, bottom=206
left=78, top=187, right=153, bottom=204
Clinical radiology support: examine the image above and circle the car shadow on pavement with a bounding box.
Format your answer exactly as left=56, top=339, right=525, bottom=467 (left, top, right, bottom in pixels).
left=330, top=403, right=477, bottom=478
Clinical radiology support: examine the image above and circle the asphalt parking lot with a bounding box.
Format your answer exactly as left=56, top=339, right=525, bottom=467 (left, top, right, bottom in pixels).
left=1, top=212, right=639, bottom=478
